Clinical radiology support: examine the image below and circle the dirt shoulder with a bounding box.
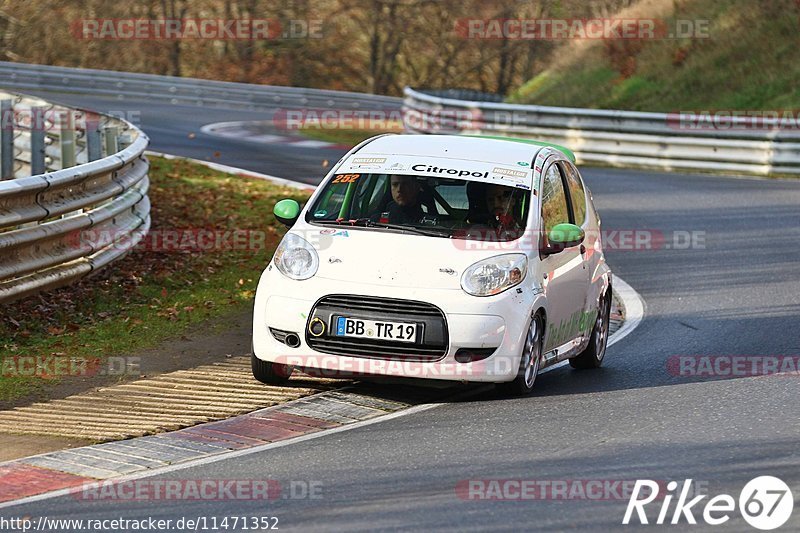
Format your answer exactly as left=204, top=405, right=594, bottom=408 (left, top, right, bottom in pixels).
left=0, top=156, right=310, bottom=407
left=0, top=307, right=255, bottom=462
left=0, top=156, right=312, bottom=460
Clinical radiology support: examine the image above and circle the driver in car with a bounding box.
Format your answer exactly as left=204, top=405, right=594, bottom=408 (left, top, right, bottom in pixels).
left=384, top=174, right=425, bottom=224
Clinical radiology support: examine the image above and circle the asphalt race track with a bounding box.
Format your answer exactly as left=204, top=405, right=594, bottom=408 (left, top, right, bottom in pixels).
left=17, top=91, right=373, bottom=183
left=5, top=92, right=800, bottom=531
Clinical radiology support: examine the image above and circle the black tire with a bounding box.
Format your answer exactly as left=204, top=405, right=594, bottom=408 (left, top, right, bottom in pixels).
left=498, top=314, right=543, bottom=396
left=570, top=288, right=611, bottom=369
left=251, top=353, right=293, bottom=385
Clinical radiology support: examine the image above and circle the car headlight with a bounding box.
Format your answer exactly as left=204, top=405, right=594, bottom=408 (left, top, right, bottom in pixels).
left=273, top=233, right=319, bottom=280
left=461, top=254, right=527, bottom=296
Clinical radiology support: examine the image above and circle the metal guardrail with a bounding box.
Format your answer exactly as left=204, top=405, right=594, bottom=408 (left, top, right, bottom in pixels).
left=415, top=89, right=503, bottom=103
left=0, top=62, right=401, bottom=112
left=403, top=88, right=800, bottom=176
left=0, top=90, right=150, bottom=303
left=0, top=61, right=401, bottom=304
left=4, top=63, right=796, bottom=176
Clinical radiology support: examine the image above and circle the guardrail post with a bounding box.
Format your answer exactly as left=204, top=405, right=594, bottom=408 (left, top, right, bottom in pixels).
left=1, top=99, right=13, bottom=179
left=57, top=109, right=84, bottom=219
left=58, top=109, right=76, bottom=169
left=30, top=106, right=47, bottom=176
left=118, top=132, right=133, bottom=151
left=103, top=126, right=120, bottom=157
left=86, top=111, right=102, bottom=162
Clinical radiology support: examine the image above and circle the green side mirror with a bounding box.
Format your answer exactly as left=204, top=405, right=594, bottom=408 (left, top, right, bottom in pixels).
left=274, top=199, right=301, bottom=227
left=543, top=223, right=585, bottom=255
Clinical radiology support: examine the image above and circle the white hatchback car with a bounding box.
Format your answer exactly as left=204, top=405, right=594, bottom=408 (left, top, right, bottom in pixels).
left=252, top=134, right=612, bottom=395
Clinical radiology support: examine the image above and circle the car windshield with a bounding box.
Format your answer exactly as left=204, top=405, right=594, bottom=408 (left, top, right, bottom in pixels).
left=305, top=172, right=530, bottom=240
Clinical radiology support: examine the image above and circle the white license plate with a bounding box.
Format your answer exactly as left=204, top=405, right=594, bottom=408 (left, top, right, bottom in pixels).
left=334, top=317, right=418, bottom=343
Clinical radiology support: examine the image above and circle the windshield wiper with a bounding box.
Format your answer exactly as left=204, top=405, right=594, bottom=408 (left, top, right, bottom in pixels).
left=365, top=221, right=453, bottom=238
left=313, top=218, right=451, bottom=237
left=313, top=218, right=373, bottom=225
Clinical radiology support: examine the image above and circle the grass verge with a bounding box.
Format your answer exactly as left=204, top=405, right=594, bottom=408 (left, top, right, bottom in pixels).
left=0, top=156, right=310, bottom=404
left=509, top=0, right=800, bottom=111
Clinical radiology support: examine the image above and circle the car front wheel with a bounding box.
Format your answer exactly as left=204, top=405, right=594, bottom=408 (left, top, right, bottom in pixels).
left=251, top=354, right=294, bottom=385
left=498, top=313, right=543, bottom=396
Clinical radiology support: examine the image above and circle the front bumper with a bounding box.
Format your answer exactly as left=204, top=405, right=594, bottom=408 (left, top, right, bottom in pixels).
left=252, top=266, right=538, bottom=383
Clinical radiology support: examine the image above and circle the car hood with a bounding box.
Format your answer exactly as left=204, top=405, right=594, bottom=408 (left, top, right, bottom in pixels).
left=296, top=225, right=511, bottom=290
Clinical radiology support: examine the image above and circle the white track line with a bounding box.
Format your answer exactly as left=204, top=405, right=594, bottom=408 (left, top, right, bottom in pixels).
left=199, top=121, right=337, bottom=148
left=198, top=120, right=270, bottom=136
left=0, top=404, right=440, bottom=510
left=145, top=151, right=316, bottom=191
left=607, top=276, right=645, bottom=348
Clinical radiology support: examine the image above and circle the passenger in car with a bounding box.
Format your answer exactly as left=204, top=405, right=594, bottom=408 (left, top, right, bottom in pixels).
left=467, top=181, right=523, bottom=232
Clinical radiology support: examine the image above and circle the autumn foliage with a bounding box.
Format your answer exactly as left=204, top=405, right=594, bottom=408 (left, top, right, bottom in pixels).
left=0, top=0, right=637, bottom=96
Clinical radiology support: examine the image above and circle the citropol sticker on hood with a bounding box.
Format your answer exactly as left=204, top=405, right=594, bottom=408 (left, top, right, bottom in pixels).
left=337, top=155, right=533, bottom=188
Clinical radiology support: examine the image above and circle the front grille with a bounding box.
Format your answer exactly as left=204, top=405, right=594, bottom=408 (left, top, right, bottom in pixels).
left=308, top=338, right=445, bottom=358
left=317, top=294, right=444, bottom=317
left=306, top=294, right=448, bottom=362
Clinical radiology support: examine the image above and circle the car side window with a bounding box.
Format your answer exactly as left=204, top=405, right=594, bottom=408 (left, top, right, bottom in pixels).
left=561, top=162, right=587, bottom=227
left=541, top=164, right=570, bottom=235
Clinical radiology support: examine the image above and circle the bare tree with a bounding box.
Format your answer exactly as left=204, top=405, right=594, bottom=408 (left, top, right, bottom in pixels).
left=0, top=9, right=16, bottom=60
left=0, top=0, right=656, bottom=93
left=159, top=0, right=190, bottom=76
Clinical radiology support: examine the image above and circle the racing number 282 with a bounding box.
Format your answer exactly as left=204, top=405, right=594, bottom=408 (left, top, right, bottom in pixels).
left=333, top=174, right=360, bottom=183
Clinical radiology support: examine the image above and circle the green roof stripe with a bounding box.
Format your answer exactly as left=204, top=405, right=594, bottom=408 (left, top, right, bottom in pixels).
left=466, top=135, right=577, bottom=163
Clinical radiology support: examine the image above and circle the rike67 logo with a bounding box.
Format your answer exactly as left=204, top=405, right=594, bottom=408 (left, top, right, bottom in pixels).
left=623, top=477, right=794, bottom=530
